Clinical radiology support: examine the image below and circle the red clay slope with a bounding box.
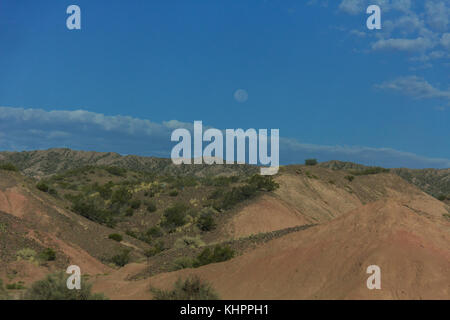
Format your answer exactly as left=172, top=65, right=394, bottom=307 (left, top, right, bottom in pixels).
left=147, top=199, right=450, bottom=299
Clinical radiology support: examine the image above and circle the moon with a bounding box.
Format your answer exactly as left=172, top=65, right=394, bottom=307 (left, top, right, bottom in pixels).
left=234, top=89, right=249, bottom=103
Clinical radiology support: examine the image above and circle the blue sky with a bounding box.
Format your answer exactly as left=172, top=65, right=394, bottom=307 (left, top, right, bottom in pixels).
left=0, top=0, right=449, bottom=168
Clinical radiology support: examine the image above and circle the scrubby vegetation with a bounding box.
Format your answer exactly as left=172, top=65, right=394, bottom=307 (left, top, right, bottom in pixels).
left=108, top=233, right=123, bottom=242
left=110, top=249, right=131, bottom=267
left=197, top=210, right=216, bottom=232
left=193, top=245, right=235, bottom=267
left=0, top=163, right=18, bottom=172
left=38, top=248, right=56, bottom=262
left=23, top=272, right=107, bottom=300
left=305, top=159, right=318, bottom=166
left=345, top=175, right=355, bottom=182
left=151, top=275, right=219, bottom=300
left=350, top=167, right=390, bottom=176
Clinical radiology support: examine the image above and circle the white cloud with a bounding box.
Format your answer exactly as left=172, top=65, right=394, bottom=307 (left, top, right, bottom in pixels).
left=339, top=0, right=365, bottom=15
left=425, top=1, right=450, bottom=31
left=0, top=106, right=449, bottom=169
left=371, top=37, right=436, bottom=51
left=375, top=76, right=450, bottom=100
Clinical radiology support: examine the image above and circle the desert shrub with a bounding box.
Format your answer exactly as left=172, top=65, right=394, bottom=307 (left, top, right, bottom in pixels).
left=71, top=196, right=113, bottom=225
left=23, top=272, right=107, bottom=300
left=207, top=189, right=222, bottom=200
left=169, top=189, right=179, bottom=197
left=108, top=233, right=123, bottom=242
left=104, top=166, right=126, bottom=177
left=146, top=226, right=163, bottom=238
left=111, top=186, right=132, bottom=205
left=36, top=182, right=50, bottom=192
left=98, top=182, right=114, bottom=199
left=172, top=257, right=194, bottom=270
left=111, top=249, right=131, bottom=267
left=197, top=211, right=216, bottom=232
left=6, top=281, right=26, bottom=290
left=130, top=199, right=141, bottom=209
left=345, top=175, right=355, bottom=182
left=219, top=185, right=257, bottom=210
left=0, top=163, right=18, bottom=172
left=350, top=167, right=390, bottom=176
left=38, top=248, right=56, bottom=262
left=193, top=245, right=234, bottom=268
left=146, top=202, right=157, bottom=213
left=151, top=275, right=219, bottom=300
left=437, top=194, right=447, bottom=201
left=162, top=203, right=189, bottom=229
left=175, top=236, right=205, bottom=249
left=203, top=176, right=239, bottom=187
left=125, top=207, right=134, bottom=217
left=17, top=248, right=37, bottom=261
left=305, top=159, right=318, bottom=166
left=247, top=174, right=279, bottom=191
left=144, top=240, right=165, bottom=257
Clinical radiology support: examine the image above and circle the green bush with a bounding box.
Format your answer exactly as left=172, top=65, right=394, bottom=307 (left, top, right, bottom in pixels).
left=23, top=272, right=107, bottom=300
left=108, top=233, right=123, bottom=242
left=197, top=211, right=216, bottom=232
left=437, top=194, right=447, bottom=201
left=248, top=174, right=279, bottom=191
left=111, top=249, right=131, bottom=267
left=0, top=163, right=18, bottom=172
left=130, top=199, right=141, bottom=209
left=144, top=240, right=165, bottom=258
left=219, top=185, right=257, bottom=210
left=38, top=248, right=56, bottom=262
left=36, top=182, right=50, bottom=192
left=151, top=275, right=219, bottom=300
left=172, top=257, right=194, bottom=270
left=125, top=207, right=134, bottom=217
left=193, top=245, right=234, bottom=268
left=6, top=281, right=26, bottom=290
left=169, top=189, right=179, bottom=197
left=146, top=202, right=157, bottom=213
left=305, top=159, right=318, bottom=166
left=162, top=203, right=189, bottom=229
left=146, top=226, right=163, bottom=238
left=345, top=175, right=355, bottom=182
left=111, top=186, right=132, bottom=205
left=71, top=196, right=114, bottom=225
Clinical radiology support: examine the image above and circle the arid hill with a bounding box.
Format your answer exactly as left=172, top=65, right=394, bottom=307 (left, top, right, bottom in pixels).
left=0, top=152, right=449, bottom=300
left=0, top=148, right=257, bottom=179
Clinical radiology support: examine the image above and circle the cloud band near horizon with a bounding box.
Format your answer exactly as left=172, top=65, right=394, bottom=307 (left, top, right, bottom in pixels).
left=0, top=106, right=449, bottom=169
